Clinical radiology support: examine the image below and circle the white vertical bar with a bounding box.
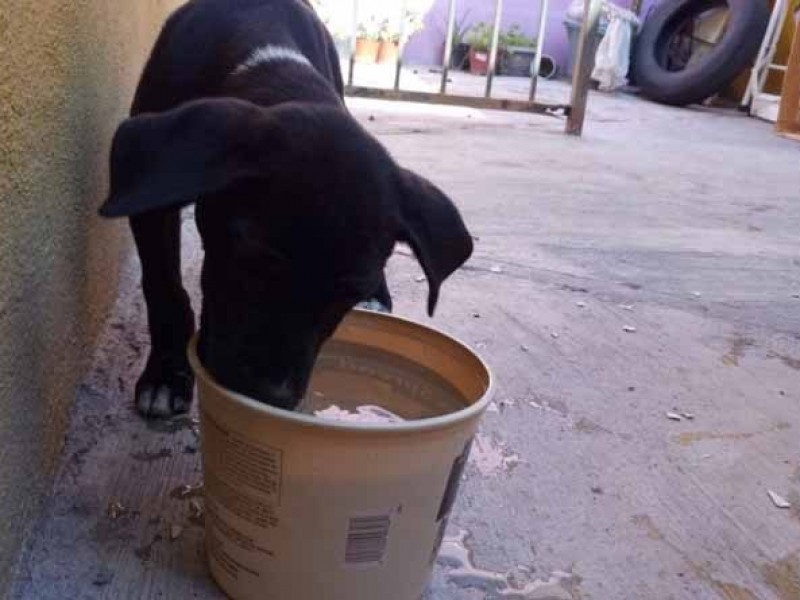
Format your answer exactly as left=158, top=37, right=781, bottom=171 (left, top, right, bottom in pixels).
left=529, top=0, right=550, bottom=101
left=485, top=0, right=504, bottom=98
left=441, top=0, right=458, bottom=94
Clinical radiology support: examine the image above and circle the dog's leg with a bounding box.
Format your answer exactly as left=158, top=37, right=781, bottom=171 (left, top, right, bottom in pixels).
left=358, top=274, right=392, bottom=313
left=130, top=208, right=195, bottom=418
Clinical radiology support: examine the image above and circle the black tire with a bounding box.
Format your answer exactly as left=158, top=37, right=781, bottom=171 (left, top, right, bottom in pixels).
left=632, top=0, right=769, bottom=106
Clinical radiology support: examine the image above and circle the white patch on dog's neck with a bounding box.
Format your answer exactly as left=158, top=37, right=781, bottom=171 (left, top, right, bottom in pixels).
left=233, top=45, right=313, bottom=75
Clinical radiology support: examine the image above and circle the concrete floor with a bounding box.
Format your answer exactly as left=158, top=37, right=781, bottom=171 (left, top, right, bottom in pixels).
left=10, top=77, right=800, bottom=599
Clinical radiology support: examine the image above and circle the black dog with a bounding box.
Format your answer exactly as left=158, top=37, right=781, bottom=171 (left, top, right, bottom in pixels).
left=101, top=0, right=473, bottom=418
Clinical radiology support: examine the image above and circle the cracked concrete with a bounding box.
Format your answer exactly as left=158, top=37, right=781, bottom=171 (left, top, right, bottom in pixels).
left=10, top=79, right=800, bottom=599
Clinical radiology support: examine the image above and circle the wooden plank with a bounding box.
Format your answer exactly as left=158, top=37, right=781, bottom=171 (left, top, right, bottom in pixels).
left=345, top=86, right=571, bottom=116
left=776, top=20, right=800, bottom=135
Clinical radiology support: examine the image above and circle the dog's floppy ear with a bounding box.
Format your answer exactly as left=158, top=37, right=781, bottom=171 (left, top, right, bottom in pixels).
left=396, top=168, right=473, bottom=316
left=99, top=98, right=291, bottom=218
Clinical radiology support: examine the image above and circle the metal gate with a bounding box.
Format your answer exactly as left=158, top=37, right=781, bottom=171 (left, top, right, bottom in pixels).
left=343, top=0, right=605, bottom=136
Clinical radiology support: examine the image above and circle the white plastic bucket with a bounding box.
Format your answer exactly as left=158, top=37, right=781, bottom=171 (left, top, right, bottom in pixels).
left=188, top=309, right=493, bottom=600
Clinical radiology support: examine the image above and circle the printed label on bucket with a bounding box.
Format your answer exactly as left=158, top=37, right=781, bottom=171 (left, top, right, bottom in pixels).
left=344, top=513, right=392, bottom=568
left=202, top=410, right=284, bottom=507
left=207, top=500, right=275, bottom=582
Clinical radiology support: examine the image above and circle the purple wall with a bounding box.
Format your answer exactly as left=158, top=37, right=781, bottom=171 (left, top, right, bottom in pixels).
left=404, top=0, right=658, bottom=74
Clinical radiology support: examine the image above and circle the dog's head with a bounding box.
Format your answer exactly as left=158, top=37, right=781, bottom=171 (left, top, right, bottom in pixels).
left=101, top=98, right=472, bottom=409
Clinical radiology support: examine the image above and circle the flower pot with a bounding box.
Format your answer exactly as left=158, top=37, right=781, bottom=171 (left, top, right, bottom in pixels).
left=354, top=37, right=380, bottom=64
left=499, top=46, right=537, bottom=77
left=377, top=40, right=399, bottom=65
left=468, top=48, right=489, bottom=75
left=447, top=42, right=470, bottom=70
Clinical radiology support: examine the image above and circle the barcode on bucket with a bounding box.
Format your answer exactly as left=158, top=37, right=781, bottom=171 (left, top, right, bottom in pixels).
left=344, top=514, right=391, bottom=566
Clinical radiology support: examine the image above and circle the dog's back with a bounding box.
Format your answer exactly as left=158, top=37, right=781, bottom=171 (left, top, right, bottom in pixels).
left=132, top=0, right=342, bottom=114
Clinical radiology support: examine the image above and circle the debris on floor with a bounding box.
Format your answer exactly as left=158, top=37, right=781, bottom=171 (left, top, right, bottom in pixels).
left=620, top=304, right=635, bottom=311
left=92, top=567, right=115, bottom=588
left=666, top=412, right=683, bottom=422
left=106, top=501, right=127, bottom=520
left=490, top=265, right=504, bottom=274
left=169, top=524, right=184, bottom=541
left=172, top=482, right=204, bottom=500
left=767, top=490, right=792, bottom=509
left=189, top=499, right=204, bottom=521
left=415, top=275, right=426, bottom=283
left=469, top=434, right=522, bottom=476
left=623, top=326, right=637, bottom=333
left=576, top=301, right=587, bottom=308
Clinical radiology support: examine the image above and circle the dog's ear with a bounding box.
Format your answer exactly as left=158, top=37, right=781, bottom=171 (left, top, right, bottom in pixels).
left=395, top=168, right=473, bottom=316
left=100, top=98, right=298, bottom=218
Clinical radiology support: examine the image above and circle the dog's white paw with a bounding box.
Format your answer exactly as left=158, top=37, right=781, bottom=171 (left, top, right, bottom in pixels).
left=136, top=385, right=189, bottom=419
left=357, top=299, right=390, bottom=313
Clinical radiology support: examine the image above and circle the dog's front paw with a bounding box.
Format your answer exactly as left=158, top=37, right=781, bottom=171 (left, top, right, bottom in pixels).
left=135, top=351, right=195, bottom=419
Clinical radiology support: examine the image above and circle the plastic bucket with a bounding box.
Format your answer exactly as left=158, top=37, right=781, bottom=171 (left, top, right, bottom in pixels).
left=188, top=309, right=493, bottom=600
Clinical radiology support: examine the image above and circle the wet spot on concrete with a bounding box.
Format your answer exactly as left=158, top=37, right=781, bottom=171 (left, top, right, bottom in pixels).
left=760, top=553, right=800, bottom=600
left=767, top=353, right=800, bottom=371
left=632, top=514, right=664, bottom=541
left=722, top=335, right=755, bottom=366
left=130, top=448, right=173, bottom=463
left=675, top=423, right=791, bottom=447
left=706, top=580, right=759, bottom=600
left=632, top=515, right=759, bottom=599
left=573, top=418, right=613, bottom=436
left=437, top=529, right=581, bottom=599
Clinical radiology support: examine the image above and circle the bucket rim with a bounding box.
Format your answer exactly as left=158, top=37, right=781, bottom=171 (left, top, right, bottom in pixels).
left=187, top=309, right=494, bottom=435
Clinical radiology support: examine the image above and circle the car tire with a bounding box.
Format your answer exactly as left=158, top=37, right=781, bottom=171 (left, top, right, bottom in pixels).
left=632, top=0, right=769, bottom=106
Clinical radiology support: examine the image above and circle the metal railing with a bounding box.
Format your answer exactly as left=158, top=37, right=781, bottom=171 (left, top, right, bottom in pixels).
left=344, top=0, right=603, bottom=136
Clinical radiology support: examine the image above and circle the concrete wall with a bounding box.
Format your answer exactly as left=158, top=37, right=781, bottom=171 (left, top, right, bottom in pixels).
left=0, top=0, right=183, bottom=593
left=404, top=0, right=654, bottom=72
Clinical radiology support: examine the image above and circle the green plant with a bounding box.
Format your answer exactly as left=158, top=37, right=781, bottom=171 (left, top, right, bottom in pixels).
left=444, top=9, right=473, bottom=46
left=357, top=14, right=383, bottom=40
left=466, top=22, right=493, bottom=52
left=501, top=24, right=537, bottom=49
left=466, top=22, right=538, bottom=52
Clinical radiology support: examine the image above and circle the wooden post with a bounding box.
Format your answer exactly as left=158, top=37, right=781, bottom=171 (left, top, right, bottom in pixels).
left=777, top=19, right=800, bottom=139
left=566, top=0, right=603, bottom=136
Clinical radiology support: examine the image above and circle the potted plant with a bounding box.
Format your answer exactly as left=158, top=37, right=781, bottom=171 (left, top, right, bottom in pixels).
left=376, top=9, right=426, bottom=65
left=355, top=14, right=382, bottom=63
left=498, top=25, right=539, bottom=77
left=466, top=22, right=495, bottom=75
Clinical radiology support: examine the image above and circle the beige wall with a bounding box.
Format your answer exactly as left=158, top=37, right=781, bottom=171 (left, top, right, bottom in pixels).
left=0, top=0, right=183, bottom=592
